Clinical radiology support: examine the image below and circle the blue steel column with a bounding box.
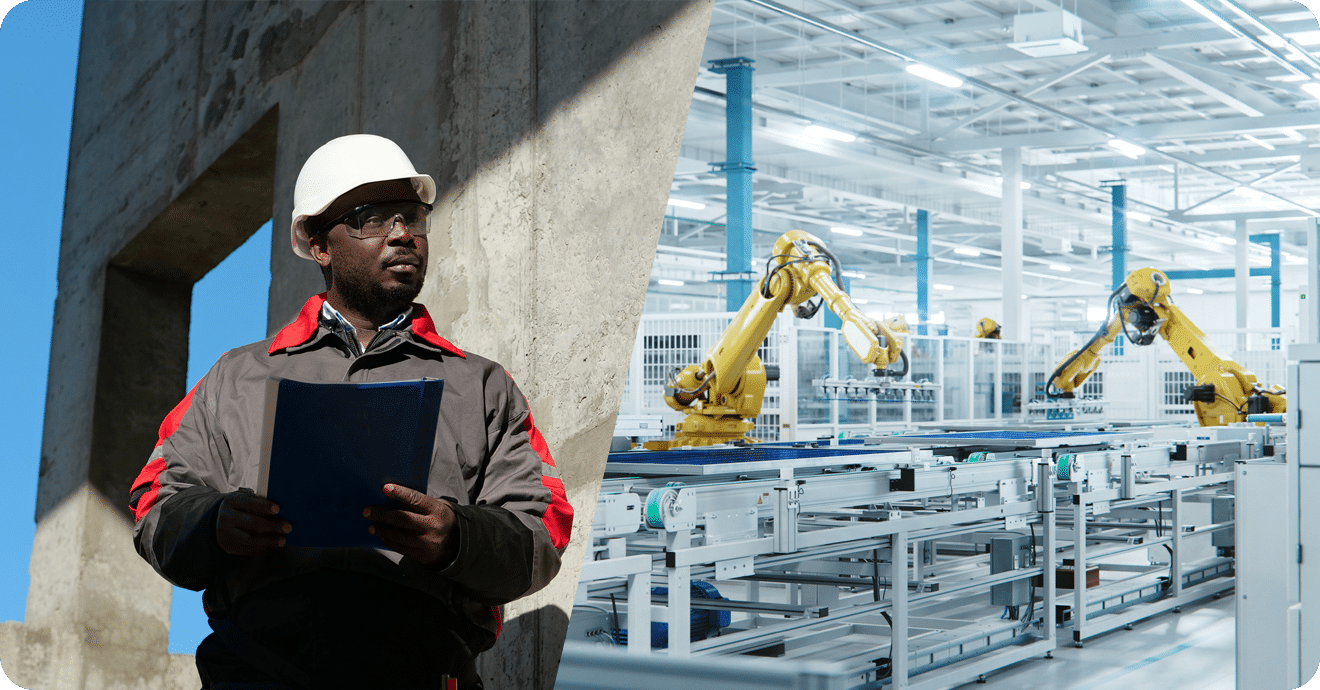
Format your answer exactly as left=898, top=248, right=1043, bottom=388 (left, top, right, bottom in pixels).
left=916, top=209, right=930, bottom=336
left=1111, top=184, right=1127, bottom=293
left=710, top=57, right=756, bottom=311
left=1250, top=233, right=1282, bottom=338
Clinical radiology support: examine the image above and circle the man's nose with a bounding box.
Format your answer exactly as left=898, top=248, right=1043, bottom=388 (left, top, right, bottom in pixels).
left=385, top=215, right=416, bottom=243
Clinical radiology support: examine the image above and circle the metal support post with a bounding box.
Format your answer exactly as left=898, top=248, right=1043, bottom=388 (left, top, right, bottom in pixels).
left=917, top=209, right=930, bottom=336
left=1038, top=460, right=1057, bottom=649
left=709, top=57, right=757, bottom=311
left=1237, top=219, right=1250, bottom=352
left=1001, top=150, right=1023, bottom=339
left=1073, top=498, right=1087, bottom=646
left=893, top=529, right=910, bottom=688
left=628, top=569, right=652, bottom=653
left=1111, top=183, right=1126, bottom=294
left=1309, top=218, right=1319, bottom=343
left=1171, top=488, right=1183, bottom=599
left=994, top=343, right=1003, bottom=419
left=1251, top=232, right=1282, bottom=349
left=665, top=530, right=692, bottom=655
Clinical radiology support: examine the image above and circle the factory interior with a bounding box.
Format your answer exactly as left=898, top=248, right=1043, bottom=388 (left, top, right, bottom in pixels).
left=557, top=1, right=1320, bottom=689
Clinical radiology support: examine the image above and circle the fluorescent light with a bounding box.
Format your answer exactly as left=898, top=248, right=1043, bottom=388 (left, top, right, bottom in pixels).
left=830, top=226, right=864, bottom=236
left=954, top=247, right=981, bottom=257
left=905, top=312, right=919, bottom=323
left=805, top=125, right=856, bottom=143
left=852, top=298, right=869, bottom=304
left=1302, top=82, right=1320, bottom=99
left=930, top=312, right=946, bottom=325
left=1128, top=211, right=1152, bottom=222
left=906, top=63, right=963, bottom=89
left=933, top=283, right=955, bottom=291
left=1049, top=264, right=1072, bottom=272
left=1177, top=0, right=1237, bottom=33
left=1243, top=134, right=1276, bottom=151
left=1187, top=287, right=1204, bottom=294
left=1286, top=253, right=1307, bottom=264
left=668, top=197, right=705, bottom=210
left=1087, top=306, right=1107, bottom=321
left=842, top=271, right=866, bottom=279
left=1021, top=181, right=1032, bottom=190
left=1216, top=236, right=1237, bottom=245
left=1107, top=138, right=1147, bottom=159
left=657, top=279, right=685, bottom=286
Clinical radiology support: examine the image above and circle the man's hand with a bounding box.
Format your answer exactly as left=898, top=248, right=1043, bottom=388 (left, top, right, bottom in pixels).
left=364, top=484, right=459, bottom=567
left=216, top=491, right=291, bottom=555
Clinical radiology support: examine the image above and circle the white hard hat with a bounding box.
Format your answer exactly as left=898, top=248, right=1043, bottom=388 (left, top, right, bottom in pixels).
left=289, top=134, right=436, bottom=259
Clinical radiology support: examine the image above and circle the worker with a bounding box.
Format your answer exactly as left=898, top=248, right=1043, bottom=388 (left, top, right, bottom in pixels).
left=128, top=134, right=572, bottom=689
left=974, top=317, right=1002, bottom=339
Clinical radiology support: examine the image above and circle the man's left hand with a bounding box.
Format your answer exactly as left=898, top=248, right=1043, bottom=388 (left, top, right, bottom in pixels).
left=364, top=484, right=459, bottom=567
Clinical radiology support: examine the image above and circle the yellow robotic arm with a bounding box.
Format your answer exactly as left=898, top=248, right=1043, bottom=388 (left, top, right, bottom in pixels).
left=1047, top=267, right=1285, bottom=426
left=660, top=229, right=905, bottom=448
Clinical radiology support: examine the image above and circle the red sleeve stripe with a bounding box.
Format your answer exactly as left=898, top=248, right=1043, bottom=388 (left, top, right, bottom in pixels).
left=129, top=379, right=202, bottom=522
left=521, top=408, right=573, bottom=552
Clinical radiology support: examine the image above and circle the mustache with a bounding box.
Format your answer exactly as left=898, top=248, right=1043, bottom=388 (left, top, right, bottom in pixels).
left=381, top=252, right=422, bottom=268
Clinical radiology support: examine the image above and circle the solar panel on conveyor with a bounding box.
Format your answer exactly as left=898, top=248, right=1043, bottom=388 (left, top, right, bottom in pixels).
left=606, top=445, right=890, bottom=465
left=897, top=430, right=1120, bottom=440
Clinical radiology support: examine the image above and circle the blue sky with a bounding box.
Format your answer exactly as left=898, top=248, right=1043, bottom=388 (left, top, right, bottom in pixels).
left=1, top=0, right=274, bottom=672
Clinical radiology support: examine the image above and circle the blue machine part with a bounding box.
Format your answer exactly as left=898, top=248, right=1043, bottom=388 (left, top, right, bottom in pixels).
left=615, top=581, right=731, bottom=648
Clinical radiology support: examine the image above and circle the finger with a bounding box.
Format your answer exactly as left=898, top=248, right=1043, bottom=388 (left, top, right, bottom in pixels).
left=382, top=484, right=433, bottom=512
left=363, top=506, right=428, bottom=533
left=368, top=522, right=429, bottom=559
left=226, top=492, right=281, bottom=515
left=217, top=527, right=286, bottom=554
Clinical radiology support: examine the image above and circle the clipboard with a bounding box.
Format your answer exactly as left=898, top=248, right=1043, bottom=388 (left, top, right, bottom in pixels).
left=256, top=377, right=444, bottom=548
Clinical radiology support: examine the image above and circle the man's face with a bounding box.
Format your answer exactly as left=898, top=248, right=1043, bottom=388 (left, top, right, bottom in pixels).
left=308, top=179, right=429, bottom=316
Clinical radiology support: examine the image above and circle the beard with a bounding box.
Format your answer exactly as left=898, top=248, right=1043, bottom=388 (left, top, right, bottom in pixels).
left=334, top=266, right=425, bottom=320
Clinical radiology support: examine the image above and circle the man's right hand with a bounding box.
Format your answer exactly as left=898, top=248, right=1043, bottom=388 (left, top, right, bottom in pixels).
left=216, top=491, right=291, bottom=555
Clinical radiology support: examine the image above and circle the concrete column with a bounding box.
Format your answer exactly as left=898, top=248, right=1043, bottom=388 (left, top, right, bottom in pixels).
left=1237, top=218, right=1249, bottom=351
left=1001, top=148, right=1024, bottom=340
left=6, top=3, right=714, bottom=689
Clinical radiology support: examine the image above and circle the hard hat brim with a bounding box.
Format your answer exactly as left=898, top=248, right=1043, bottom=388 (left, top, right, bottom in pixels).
left=290, top=174, right=436, bottom=260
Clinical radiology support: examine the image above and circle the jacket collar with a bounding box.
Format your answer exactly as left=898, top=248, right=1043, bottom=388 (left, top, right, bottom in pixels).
left=269, top=294, right=466, bottom=358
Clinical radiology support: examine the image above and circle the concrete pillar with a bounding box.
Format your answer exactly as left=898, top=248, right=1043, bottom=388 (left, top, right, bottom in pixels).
left=4, top=3, right=713, bottom=689
left=1001, top=148, right=1024, bottom=340
left=1237, top=218, right=1250, bottom=351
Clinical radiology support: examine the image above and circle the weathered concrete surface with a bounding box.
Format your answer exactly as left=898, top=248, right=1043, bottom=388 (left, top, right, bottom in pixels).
left=13, top=1, right=711, bottom=689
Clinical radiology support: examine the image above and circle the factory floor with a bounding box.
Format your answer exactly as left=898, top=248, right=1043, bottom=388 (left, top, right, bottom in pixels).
left=952, top=594, right=1235, bottom=690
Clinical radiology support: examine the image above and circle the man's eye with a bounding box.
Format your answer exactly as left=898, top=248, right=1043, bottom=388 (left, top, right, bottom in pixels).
left=362, top=214, right=387, bottom=225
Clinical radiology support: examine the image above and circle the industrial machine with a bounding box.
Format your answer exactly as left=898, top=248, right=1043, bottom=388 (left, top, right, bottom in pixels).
left=1045, top=267, right=1285, bottom=427
left=571, top=424, right=1258, bottom=689
left=659, top=230, right=905, bottom=448
left=974, top=317, right=1002, bottom=339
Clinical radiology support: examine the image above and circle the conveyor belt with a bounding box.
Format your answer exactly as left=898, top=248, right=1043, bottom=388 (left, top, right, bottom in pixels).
left=886, top=429, right=1144, bottom=448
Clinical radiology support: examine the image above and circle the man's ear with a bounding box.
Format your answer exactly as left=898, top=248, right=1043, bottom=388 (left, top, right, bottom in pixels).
left=308, top=233, right=333, bottom=268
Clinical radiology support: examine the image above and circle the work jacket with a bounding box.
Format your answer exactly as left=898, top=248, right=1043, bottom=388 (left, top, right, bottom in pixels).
left=130, top=294, right=572, bottom=653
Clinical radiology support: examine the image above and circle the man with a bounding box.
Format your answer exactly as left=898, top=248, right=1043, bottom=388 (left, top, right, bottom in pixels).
left=129, top=134, right=572, bottom=689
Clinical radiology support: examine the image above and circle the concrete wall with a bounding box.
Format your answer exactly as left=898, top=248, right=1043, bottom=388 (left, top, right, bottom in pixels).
left=2, top=2, right=712, bottom=688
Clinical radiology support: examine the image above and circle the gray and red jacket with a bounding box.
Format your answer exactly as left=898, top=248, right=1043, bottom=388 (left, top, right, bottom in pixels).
left=129, top=294, right=572, bottom=649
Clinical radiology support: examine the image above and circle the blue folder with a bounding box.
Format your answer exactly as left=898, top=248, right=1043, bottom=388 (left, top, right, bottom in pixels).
left=256, top=377, right=444, bottom=548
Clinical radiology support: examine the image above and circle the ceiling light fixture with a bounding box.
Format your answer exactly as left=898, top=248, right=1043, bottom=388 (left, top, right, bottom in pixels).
left=1302, top=82, right=1320, bottom=99
left=954, top=247, right=981, bottom=257
left=842, top=271, right=867, bottom=279
left=805, top=124, right=857, bottom=143
left=1216, top=236, right=1237, bottom=245
left=1128, top=211, right=1152, bottom=222
left=1187, top=287, right=1204, bottom=294
left=905, top=63, right=963, bottom=89
left=1107, top=138, right=1147, bottom=159
left=934, top=283, right=955, bottom=291
left=830, top=226, right=864, bottom=236
left=1049, top=264, right=1072, bottom=272
left=1177, top=0, right=1237, bottom=33
left=657, top=279, right=685, bottom=287
left=668, top=198, right=706, bottom=210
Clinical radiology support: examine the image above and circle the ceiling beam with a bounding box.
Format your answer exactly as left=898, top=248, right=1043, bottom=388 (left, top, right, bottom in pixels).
left=1139, top=53, right=1265, bottom=118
